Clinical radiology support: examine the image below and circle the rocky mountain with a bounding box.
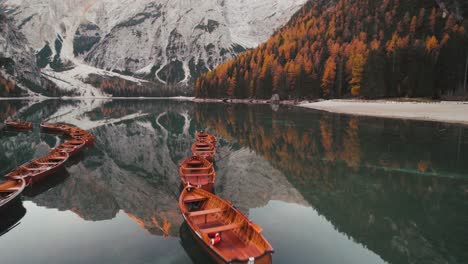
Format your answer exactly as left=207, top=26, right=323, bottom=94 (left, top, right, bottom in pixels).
left=0, top=9, right=40, bottom=96
left=2, top=0, right=306, bottom=92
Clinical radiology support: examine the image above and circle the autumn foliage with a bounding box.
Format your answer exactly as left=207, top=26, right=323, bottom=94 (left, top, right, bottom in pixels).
left=195, top=0, right=468, bottom=99
left=0, top=73, right=22, bottom=97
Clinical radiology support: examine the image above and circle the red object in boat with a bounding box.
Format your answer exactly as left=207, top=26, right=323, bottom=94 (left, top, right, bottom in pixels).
left=5, top=121, right=33, bottom=130
left=179, top=156, right=215, bottom=192
left=179, top=187, right=274, bottom=264
left=0, top=179, right=26, bottom=212
left=209, top=233, right=222, bottom=245
left=191, top=141, right=215, bottom=163
left=196, top=132, right=217, bottom=145
left=5, top=151, right=69, bottom=185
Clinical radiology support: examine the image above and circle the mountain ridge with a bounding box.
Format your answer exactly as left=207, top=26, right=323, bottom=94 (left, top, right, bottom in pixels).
left=2, top=0, right=306, bottom=94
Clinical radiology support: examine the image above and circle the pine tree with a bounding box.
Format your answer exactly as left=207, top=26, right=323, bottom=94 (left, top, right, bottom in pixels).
left=350, top=54, right=365, bottom=96
left=321, top=57, right=337, bottom=97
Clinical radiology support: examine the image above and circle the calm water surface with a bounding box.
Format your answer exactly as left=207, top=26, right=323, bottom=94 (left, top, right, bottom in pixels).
left=0, top=99, right=467, bottom=264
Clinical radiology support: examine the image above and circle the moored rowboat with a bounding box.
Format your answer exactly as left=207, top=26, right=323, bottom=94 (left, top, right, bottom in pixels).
left=40, top=122, right=70, bottom=132
left=196, top=132, right=217, bottom=145
left=51, top=139, right=86, bottom=157
left=69, top=132, right=94, bottom=146
left=41, top=123, right=94, bottom=146
left=179, top=156, right=215, bottom=192
left=5, top=121, right=33, bottom=130
left=0, top=179, right=26, bottom=212
left=66, top=128, right=94, bottom=145
left=6, top=151, right=69, bottom=185
left=179, top=187, right=274, bottom=264
left=191, top=142, right=216, bottom=163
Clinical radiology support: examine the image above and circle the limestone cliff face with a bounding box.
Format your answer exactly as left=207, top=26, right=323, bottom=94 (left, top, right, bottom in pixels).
left=0, top=10, right=40, bottom=95
left=4, top=0, right=306, bottom=84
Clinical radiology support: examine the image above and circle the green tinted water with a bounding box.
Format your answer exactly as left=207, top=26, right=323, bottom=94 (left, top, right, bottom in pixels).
left=0, top=99, right=467, bottom=264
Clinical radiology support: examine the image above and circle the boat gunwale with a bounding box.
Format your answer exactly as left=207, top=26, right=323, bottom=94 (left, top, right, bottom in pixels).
left=179, top=187, right=274, bottom=263
left=5, top=151, right=70, bottom=182
left=0, top=179, right=26, bottom=208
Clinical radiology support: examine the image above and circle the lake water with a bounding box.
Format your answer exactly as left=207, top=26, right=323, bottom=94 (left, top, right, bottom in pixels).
left=0, top=99, right=467, bottom=264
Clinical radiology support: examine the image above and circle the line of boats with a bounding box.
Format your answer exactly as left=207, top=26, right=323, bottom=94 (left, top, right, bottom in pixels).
left=1, top=122, right=273, bottom=263
left=179, top=132, right=274, bottom=264
left=0, top=121, right=94, bottom=213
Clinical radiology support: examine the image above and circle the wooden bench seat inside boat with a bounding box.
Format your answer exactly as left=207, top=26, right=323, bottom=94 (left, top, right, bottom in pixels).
left=26, top=167, right=50, bottom=171
left=50, top=157, right=67, bottom=160
left=200, top=223, right=241, bottom=234
left=0, top=181, right=21, bottom=192
left=182, top=167, right=210, bottom=171
left=184, top=173, right=211, bottom=177
left=187, top=160, right=203, bottom=166
left=183, top=194, right=208, bottom=203
left=35, top=162, right=59, bottom=165
left=187, top=208, right=225, bottom=217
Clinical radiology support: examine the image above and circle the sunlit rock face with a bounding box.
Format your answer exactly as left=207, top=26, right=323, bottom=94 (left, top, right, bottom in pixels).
left=4, top=0, right=306, bottom=84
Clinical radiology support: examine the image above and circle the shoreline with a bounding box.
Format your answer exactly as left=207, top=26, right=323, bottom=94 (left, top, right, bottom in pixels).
left=192, top=98, right=302, bottom=105
left=2, top=96, right=468, bottom=126
left=0, top=96, right=195, bottom=101
left=299, top=99, right=468, bottom=126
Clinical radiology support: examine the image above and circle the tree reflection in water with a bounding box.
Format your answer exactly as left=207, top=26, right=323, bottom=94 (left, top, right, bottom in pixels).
left=0, top=100, right=467, bottom=264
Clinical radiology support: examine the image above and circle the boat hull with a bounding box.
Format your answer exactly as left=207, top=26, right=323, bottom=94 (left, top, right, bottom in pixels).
left=0, top=179, right=26, bottom=213
left=191, top=150, right=215, bottom=163
left=184, top=217, right=273, bottom=264
left=0, top=194, right=20, bottom=213
left=53, top=140, right=86, bottom=157
left=29, top=165, right=63, bottom=185
left=6, top=164, right=65, bottom=186
left=5, top=122, right=33, bottom=131
left=179, top=188, right=274, bottom=264
left=0, top=199, right=26, bottom=237
left=179, top=156, right=216, bottom=192
left=192, top=142, right=216, bottom=163
left=196, top=132, right=217, bottom=145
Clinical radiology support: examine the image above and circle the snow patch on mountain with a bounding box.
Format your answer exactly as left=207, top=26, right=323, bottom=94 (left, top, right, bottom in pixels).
left=4, top=0, right=307, bottom=85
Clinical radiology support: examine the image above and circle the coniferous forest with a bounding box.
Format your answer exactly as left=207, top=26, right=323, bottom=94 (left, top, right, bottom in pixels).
left=195, top=0, right=468, bottom=99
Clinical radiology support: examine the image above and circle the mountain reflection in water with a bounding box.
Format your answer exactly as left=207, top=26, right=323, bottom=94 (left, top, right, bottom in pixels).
left=0, top=99, right=467, bottom=264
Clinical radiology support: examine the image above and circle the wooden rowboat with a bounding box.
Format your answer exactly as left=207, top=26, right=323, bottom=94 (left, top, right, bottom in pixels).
left=179, top=187, right=274, bottom=264
left=5, top=121, right=33, bottom=130
left=40, top=122, right=70, bottom=132
left=192, top=141, right=216, bottom=163
left=196, top=132, right=217, bottom=145
left=0, top=179, right=26, bottom=212
left=69, top=132, right=94, bottom=146
left=6, top=152, right=69, bottom=185
left=66, top=128, right=94, bottom=145
left=179, top=156, right=215, bottom=192
left=52, top=139, right=86, bottom=157
left=41, top=123, right=94, bottom=146
left=68, top=129, right=87, bottom=136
